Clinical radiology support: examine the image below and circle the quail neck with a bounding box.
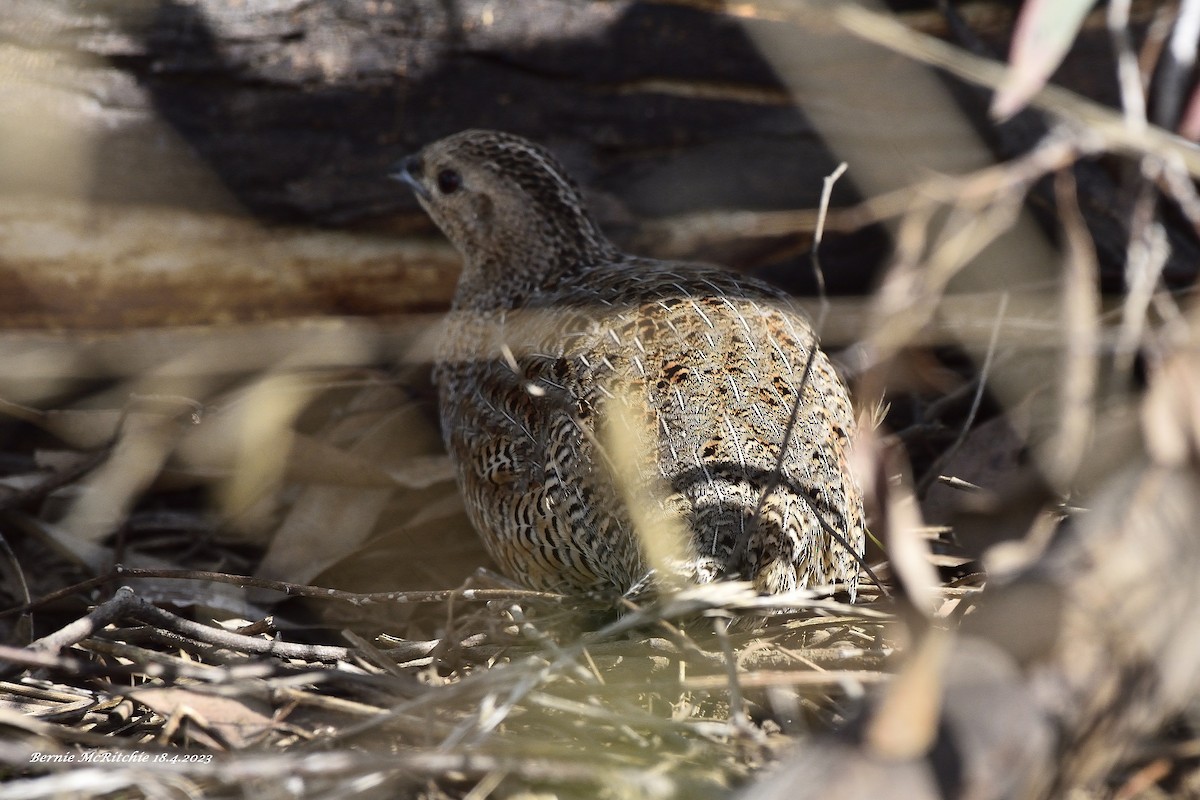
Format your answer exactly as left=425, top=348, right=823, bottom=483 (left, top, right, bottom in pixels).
left=396, top=129, right=866, bottom=598
left=398, top=129, right=620, bottom=310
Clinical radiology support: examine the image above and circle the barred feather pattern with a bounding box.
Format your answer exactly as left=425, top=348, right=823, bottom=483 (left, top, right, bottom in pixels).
left=402, top=130, right=865, bottom=597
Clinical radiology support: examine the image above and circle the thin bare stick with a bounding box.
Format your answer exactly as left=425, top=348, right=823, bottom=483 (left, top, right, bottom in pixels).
left=27, top=585, right=143, bottom=653
left=713, top=615, right=757, bottom=739
left=811, top=161, right=848, bottom=331
left=1107, top=0, right=1150, bottom=134
left=738, top=333, right=888, bottom=596
left=916, top=291, right=1009, bottom=497
left=1114, top=165, right=1170, bottom=375
left=0, top=567, right=564, bottom=619
left=25, top=586, right=357, bottom=663
left=130, top=599, right=356, bottom=662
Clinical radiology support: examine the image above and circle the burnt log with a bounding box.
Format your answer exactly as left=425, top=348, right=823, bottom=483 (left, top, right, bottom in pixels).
left=0, top=0, right=1183, bottom=330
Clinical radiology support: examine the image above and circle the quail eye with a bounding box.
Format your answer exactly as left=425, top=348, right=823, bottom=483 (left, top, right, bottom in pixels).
left=436, top=168, right=462, bottom=195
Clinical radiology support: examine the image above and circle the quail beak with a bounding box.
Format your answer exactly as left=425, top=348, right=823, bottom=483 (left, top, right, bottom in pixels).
left=391, top=154, right=431, bottom=201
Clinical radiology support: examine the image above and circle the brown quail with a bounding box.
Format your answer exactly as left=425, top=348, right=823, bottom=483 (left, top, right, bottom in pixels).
left=396, top=130, right=865, bottom=597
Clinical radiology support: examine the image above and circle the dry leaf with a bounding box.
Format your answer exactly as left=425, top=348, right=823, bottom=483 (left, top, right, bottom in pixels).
left=1142, top=352, right=1200, bottom=467
left=59, top=411, right=179, bottom=542
left=921, top=410, right=1031, bottom=526
left=992, top=0, right=1096, bottom=120
left=131, top=686, right=277, bottom=749
left=256, top=388, right=443, bottom=585
left=1182, top=81, right=1200, bottom=141
left=285, top=434, right=453, bottom=489
left=601, top=389, right=691, bottom=593
left=1050, top=169, right=1099, bottom=486
left=864, top=626, right=951, bottom=759
left=0, top=398, right=121, bottom=450
left=854, top=424, right=938, bottom=614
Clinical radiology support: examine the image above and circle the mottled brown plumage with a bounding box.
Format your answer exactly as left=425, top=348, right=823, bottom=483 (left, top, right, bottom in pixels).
left=396, top=130, right=865, bottom=597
